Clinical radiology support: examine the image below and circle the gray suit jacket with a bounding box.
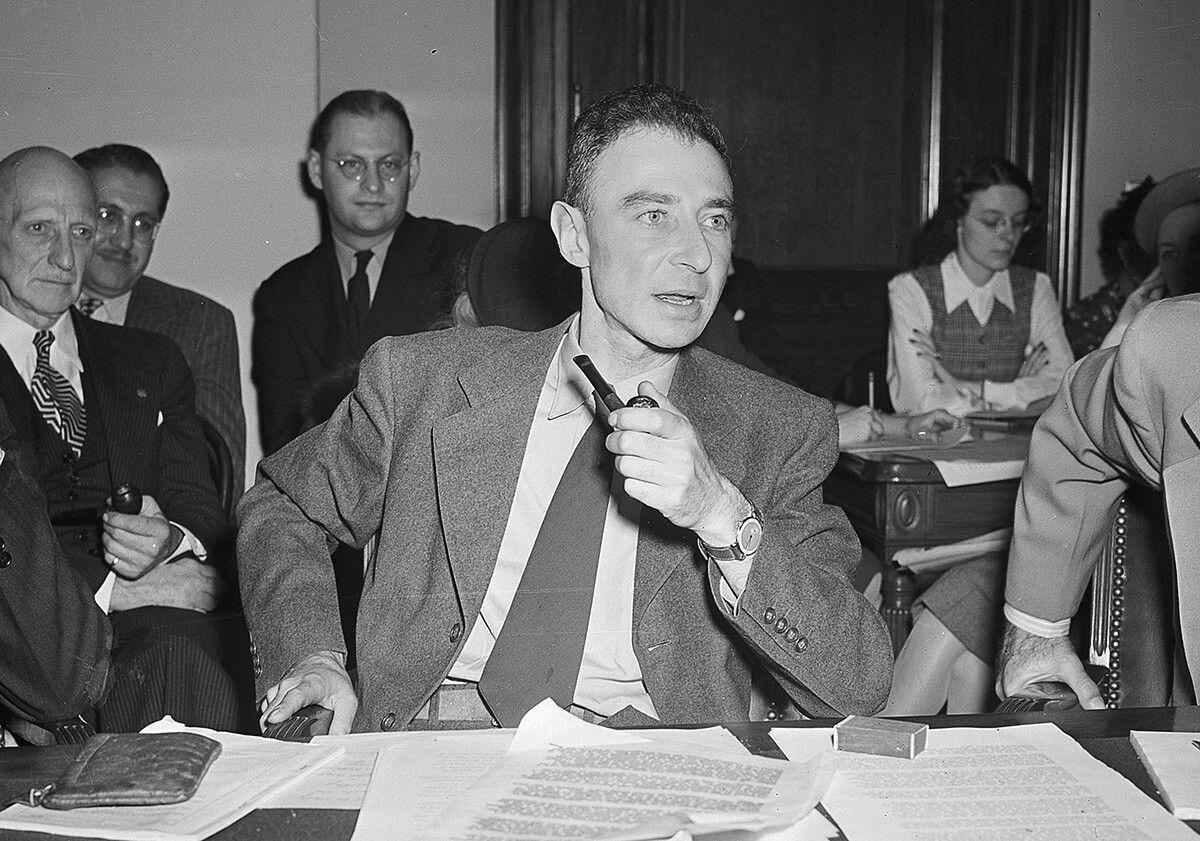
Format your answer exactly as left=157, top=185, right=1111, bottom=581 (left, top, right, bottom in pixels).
left=1008, top=293, right=1200, bottom=695
left=127, top=276, right=245, bottom=500
left=238, top=321, right=892, bottom=731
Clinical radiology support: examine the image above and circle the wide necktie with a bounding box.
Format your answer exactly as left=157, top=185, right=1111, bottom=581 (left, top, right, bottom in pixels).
left=31, top=330, right=87, bottom=456
left=347, top=249, right=373, bottom=336
left=478, top=415, right=614, bottom=726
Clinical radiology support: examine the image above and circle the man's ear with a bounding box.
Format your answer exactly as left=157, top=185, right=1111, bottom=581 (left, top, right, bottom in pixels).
left=306, top=149, right=324, bottom=191
left=550, top=200, right=589, bottom=268
left=407, top=150, right=421, bottom=192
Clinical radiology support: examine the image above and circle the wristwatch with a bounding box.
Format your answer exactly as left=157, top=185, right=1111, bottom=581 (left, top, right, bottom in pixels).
left=698, top=504, right=763, bottom=561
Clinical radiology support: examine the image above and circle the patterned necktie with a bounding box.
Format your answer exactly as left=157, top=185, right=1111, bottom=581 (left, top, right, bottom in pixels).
left=478, top=416, right=614, bottom=726
left=347, top=249, right=373, bottom=335
left=31, top=330, right=87, bottom=456
left=77, top=297, right=103, bottom=317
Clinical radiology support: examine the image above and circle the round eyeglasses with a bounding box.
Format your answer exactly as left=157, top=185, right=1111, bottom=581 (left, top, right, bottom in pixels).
left=968, top=214, right=1031, bottom=237
left=97, top=206, right=160, bottom=245
left=325, top=155, right=412, bottom=183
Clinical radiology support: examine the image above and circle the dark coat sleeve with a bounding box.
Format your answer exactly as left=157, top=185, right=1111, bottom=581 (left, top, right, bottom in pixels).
left=0, top=441, right=112, bottom=723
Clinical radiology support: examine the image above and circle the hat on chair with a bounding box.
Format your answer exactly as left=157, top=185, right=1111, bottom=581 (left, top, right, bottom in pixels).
left=1135, top=166, right=1200, bottom=255
left=465, top=217, right=582, bottom=331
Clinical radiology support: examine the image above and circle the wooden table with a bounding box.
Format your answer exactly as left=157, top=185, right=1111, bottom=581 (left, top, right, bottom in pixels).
left=3, top=706, right=1197, bottom=839
left=824, top=429, right=1031, bottom=653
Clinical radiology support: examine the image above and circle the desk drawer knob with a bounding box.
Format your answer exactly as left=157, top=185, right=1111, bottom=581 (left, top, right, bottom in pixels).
left=893, top=490, right=921, bottom=531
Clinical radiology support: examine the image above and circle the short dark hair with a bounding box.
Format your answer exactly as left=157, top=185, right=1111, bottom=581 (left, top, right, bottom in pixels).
left=910, top=155, right=1041, bottom=268
left=73, top=143, right=170, bottom=218
left=564, top=83, right=728, bottom=214
left=310, top=90, right=414, bottom=155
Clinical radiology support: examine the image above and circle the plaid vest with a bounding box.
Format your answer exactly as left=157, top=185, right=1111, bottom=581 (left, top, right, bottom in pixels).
left=914, top=263, right=1037, bottom=383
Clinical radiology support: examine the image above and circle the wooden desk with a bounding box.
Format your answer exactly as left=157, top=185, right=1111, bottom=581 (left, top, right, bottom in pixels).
left=824, top=430, right=1031, bottom=652
left=3, top=707, right=1197, bottom=840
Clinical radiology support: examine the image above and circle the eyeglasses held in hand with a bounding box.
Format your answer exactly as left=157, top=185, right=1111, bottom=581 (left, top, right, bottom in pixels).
left=97, top=206, right=160, bottom=244
left=326, top=155, right=412, bottom=183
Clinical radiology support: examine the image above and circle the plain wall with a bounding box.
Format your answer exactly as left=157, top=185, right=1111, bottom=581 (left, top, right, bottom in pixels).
left=317, top=0, right=496, bottom=230
left=1079, top=0, right=1200, bottom=296
left=0, top=1, right=496, bottom=488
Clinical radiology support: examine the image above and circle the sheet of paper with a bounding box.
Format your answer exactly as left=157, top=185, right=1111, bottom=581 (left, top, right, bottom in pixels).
left=933, top=458, right=1024, bottom=487
left=0, top=723, right=343, bottom=841
left=1130, top=730, right=1200, bottom=819
left=892, top=528, right=1011, bottom=573
left=353, top=702, right=830, bottom=841
left=352, top=730, right=515, bottom=840
left=772, top=722, right=1195, bottom=840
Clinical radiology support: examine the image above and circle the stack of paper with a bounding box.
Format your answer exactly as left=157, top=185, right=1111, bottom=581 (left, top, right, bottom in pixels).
left=1130, top=730, right=1200, bottom=819
left=0, top=721, right=343, bottom=841
left=352, top=700, right=833, bottom=841
left=772, top=722, right=1196, bottom=839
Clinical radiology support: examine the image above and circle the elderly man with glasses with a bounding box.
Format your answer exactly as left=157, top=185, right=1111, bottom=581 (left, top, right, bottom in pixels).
left=0, top=146, right=246, bottom=734
left=73, top=144, right=246, bottom=501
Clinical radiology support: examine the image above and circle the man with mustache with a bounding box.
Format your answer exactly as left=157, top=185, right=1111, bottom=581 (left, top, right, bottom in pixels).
left=73, top=144, right=245, bottom=500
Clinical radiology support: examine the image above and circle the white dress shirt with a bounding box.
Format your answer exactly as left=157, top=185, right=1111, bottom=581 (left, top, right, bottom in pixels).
left=332, top=230, right=395, bottom=304
left=887, top=252, right=1073, bottom=416
left=76, top=290, right=132, bottom=325
left=449, top=317, right=753, bottom=719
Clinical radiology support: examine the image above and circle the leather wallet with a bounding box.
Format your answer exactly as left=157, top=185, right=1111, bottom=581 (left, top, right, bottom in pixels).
left=28, top=733, right=221, bottom=810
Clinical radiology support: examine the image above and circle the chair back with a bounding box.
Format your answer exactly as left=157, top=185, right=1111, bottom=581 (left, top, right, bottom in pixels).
left=200, top=416, right=236, bottom=520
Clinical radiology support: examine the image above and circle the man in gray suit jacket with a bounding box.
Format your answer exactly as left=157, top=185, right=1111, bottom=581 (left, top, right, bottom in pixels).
left=998, top=293, right=1200, bottom=708
left=73, top=144, right=246, bottom=500
left=240, top=85, right=892, bottom=734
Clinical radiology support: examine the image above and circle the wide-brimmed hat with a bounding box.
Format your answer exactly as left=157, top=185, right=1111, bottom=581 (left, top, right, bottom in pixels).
left=465, top=217, right=582, bottom=330
left=1135, top=166, right=1200, bottom=254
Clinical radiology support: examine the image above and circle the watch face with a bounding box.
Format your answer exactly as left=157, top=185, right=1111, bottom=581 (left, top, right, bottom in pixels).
left=738, top=517, right=764, bottom=555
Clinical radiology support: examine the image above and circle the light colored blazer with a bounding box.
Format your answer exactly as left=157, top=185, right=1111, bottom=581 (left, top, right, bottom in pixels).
left=237, top=320, right=892, bottom=731
left=1007, top=293, right=1200, bottom=695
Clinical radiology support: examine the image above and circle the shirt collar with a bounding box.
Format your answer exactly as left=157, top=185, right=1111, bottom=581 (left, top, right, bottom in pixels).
left=548, top=315, right=678, bottom=421
left=332, top=230, right=397, bottom=282
left=0, top=305, right=83, bottom=382
left=78, top=288, right=132, bottom=325
left=941, top=251, right=1015, bottom=314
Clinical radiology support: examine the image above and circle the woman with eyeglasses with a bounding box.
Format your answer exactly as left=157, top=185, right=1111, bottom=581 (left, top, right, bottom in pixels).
left=882, top=157, right=1073, bottom=716
left=886, top=156, right=1073, bottom=418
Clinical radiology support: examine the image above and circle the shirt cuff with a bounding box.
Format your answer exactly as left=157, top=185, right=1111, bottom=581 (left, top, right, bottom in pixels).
left=1004, top=603, right=1070, bottom=638
left=984, top=380, right=1020, bottom=408
left=715, top=555, right=754, bottom=612
left=168, top=522, right=208, bottom=563
left=94, top=571, right=116, bottom=614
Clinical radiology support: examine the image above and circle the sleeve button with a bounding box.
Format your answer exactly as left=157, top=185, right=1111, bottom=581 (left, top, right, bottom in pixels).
left=794, top=636, right=809, bottom=652
left=763, top=607, right=776, bottom=624
left=784, top=627, right=799, bottom=643
left=0, top=551, right=11, bottom=568
left=774, top=618, right=788, bottom=634
left=380, top=713, right=397, bottom=730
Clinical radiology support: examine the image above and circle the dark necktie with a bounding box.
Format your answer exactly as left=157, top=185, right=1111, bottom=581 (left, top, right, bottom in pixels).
left=347, top=250, right=373, bottom=336
left=77, top=297, right=103, bottom=317
left=478, top=415, right=614, bottom=726
left=31, top=330, right=87, bottom=456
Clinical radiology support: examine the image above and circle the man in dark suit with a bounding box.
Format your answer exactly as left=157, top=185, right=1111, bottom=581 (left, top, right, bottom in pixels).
left=252, top=89, right=482, bottom=455
left=1, top=401, right=112, bottom=736
left=240, top=85, right=892, bottom=734
left=0, top=145, right=246, bottom=732
left=72, top=144, right=245, bottom=501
